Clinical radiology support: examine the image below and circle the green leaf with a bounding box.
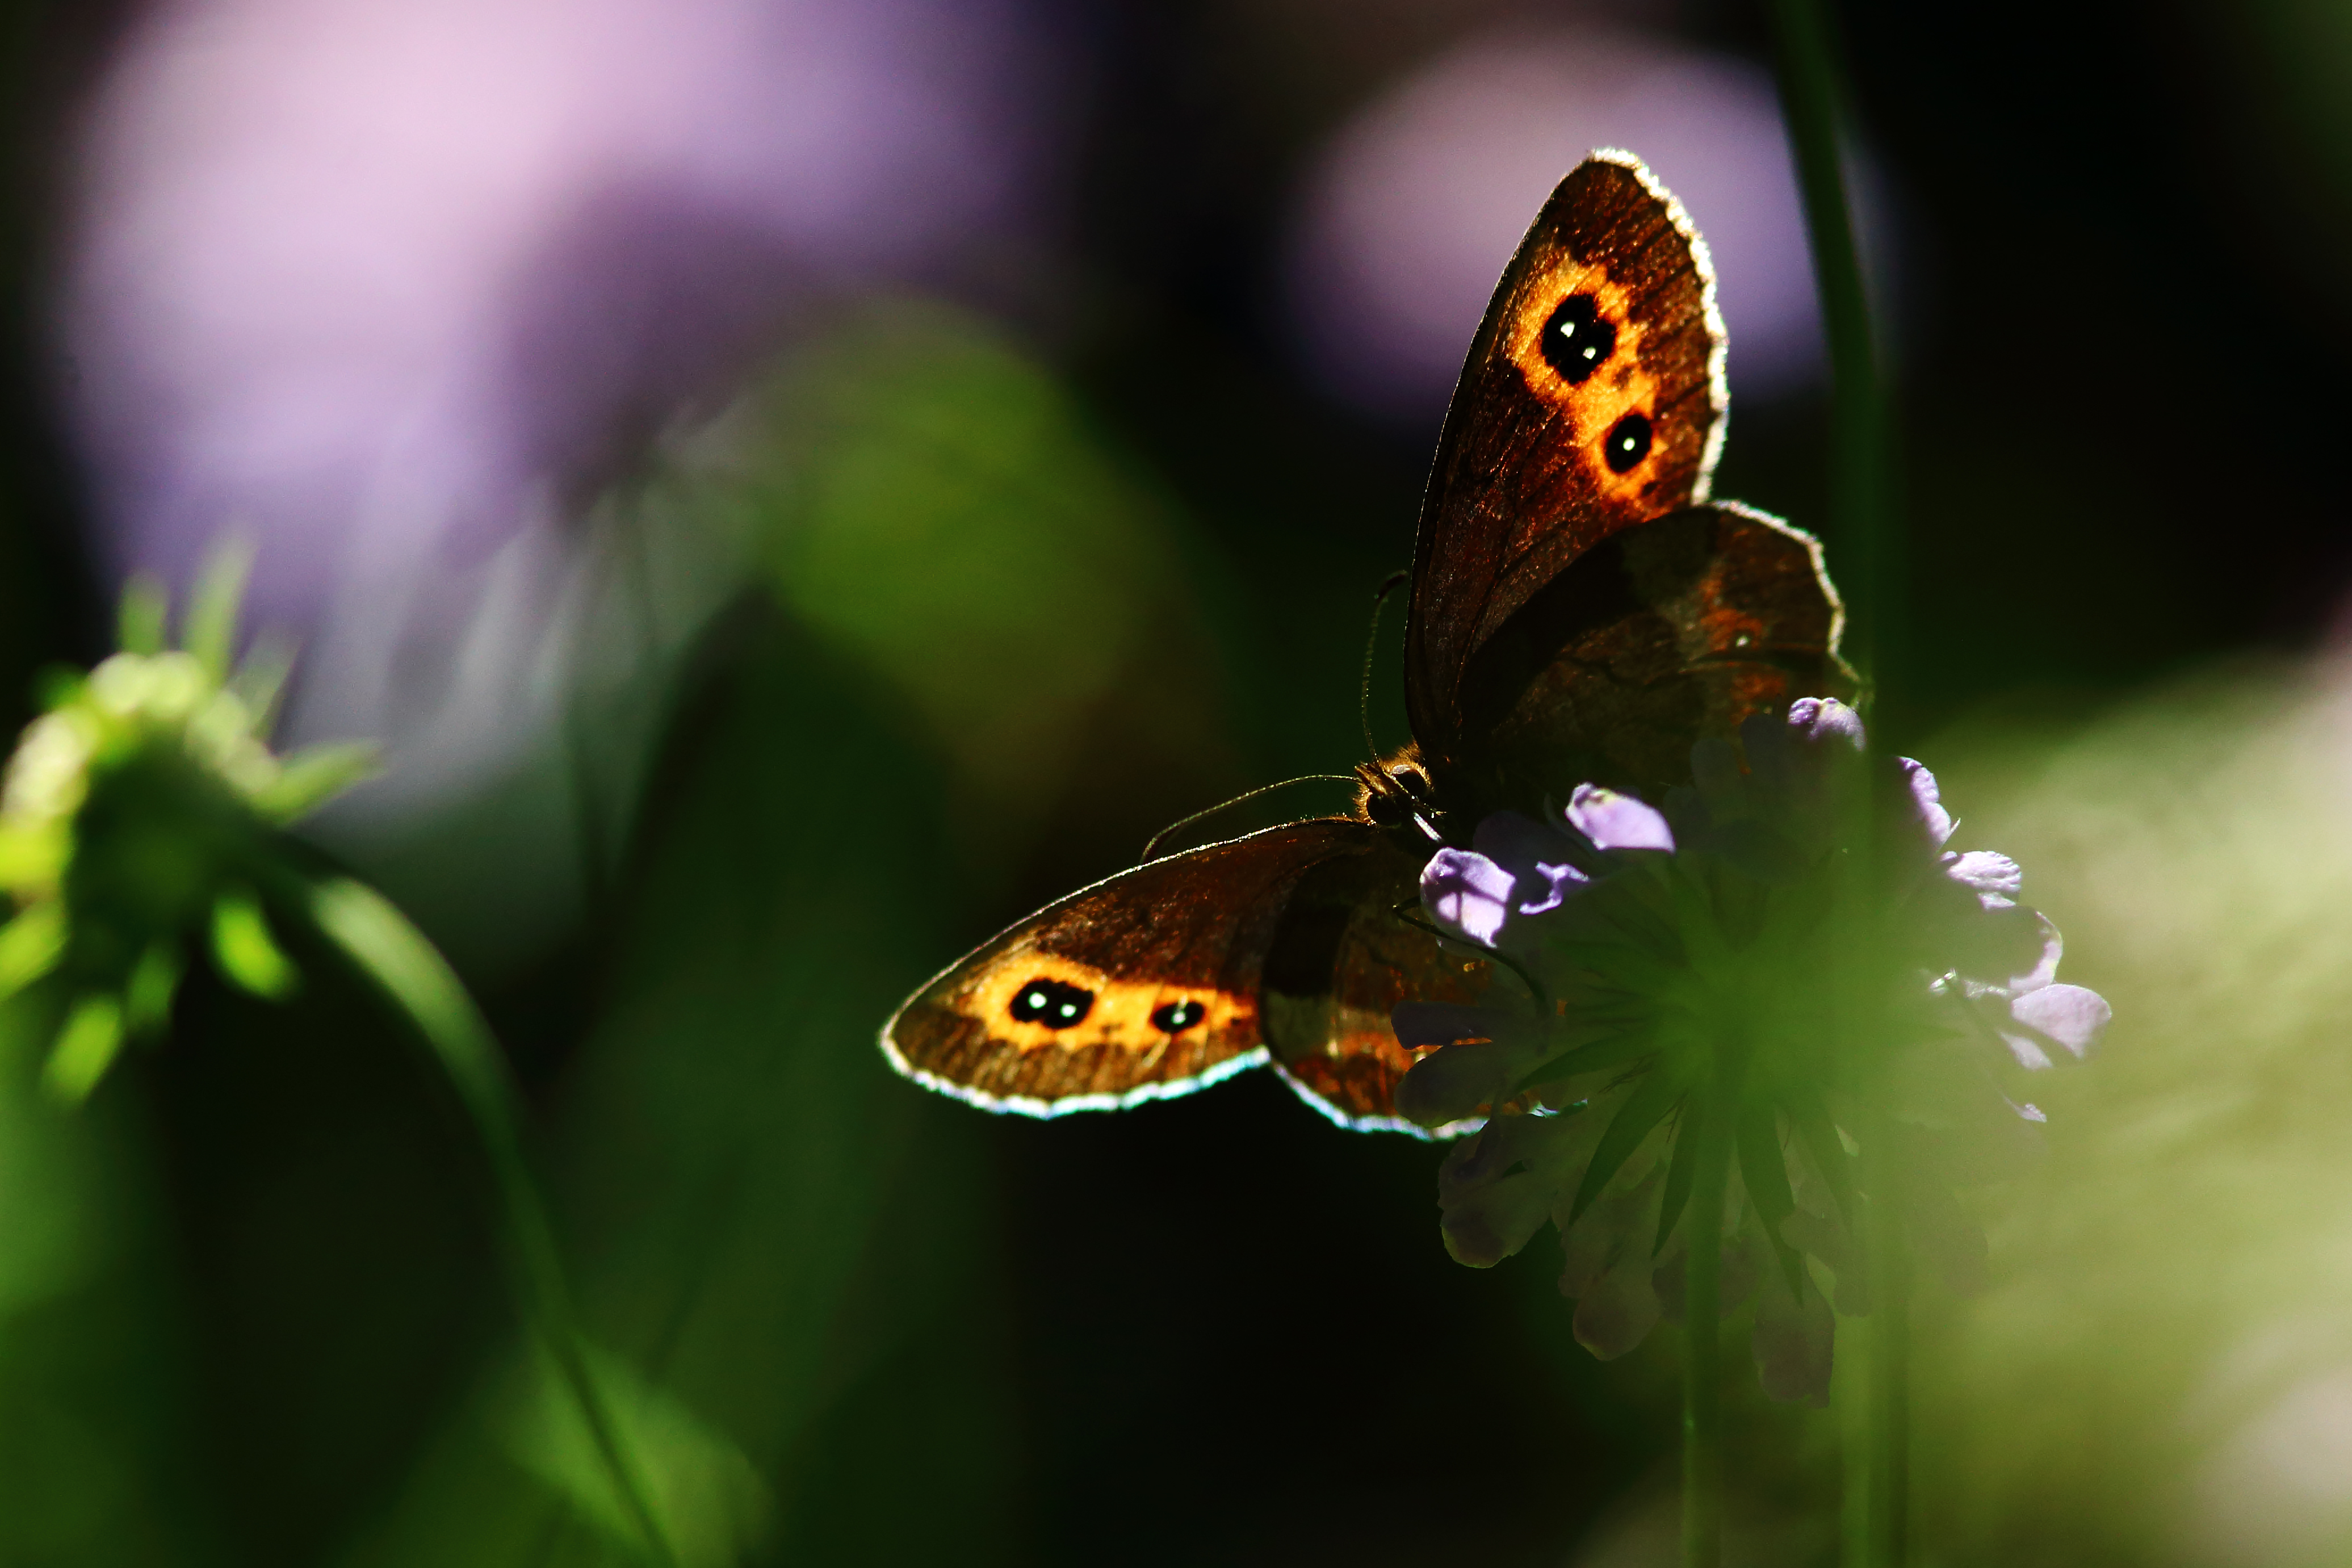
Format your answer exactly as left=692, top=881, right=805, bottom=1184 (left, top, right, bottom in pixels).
left=212, top=887, right=298, bottom=1000
left=257, top=741, right=379, bottom=820
left=1738, top=1104, right=1808, bottom=1298
left=1654, top=1095, right=1709, bottom=1255
left=500, top=1339, right=773, bottom=1567
left=30, top=665, right=82, bottom=715
left=1665, top=865, right=1731, bottom=971
left=0, top=827, right=65, bottom=893
left=228, top=631, right=295, bottom=735
left=116, top=576, right=166, bottom=656
left=123, top=942, right=182, bottom=1038
left=1569, top=1063, right=1688, bottom=1223
left=1514, top=1024, right=1654, bottom=1095
left=1788, top=1091, right=1857, bottom=1226
left=42, top=995, right=124, bottom=1105
left=183, top=536, right=255, bottom=680
left=308, top=873, right=683, bottom=1565
left=0, top=902, right=65, bottom=1000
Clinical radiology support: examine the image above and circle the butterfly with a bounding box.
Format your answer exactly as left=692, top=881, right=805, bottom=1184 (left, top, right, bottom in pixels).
left=881, top=151, right=1852, bottom=1135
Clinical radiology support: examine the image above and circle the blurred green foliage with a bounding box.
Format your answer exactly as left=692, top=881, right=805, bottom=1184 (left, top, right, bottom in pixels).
left=710, top=299, right=1238, bottom=898
left=0, top=992, right=212, bottom=1563
left=1903, top=668, right=2352, bottom=1567
left=0, top=296, right=1218, bottom=1565
left=340, top=617, right=1021, bottom=1567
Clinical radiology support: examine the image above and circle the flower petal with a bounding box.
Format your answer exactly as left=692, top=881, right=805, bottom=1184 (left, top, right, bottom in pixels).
left=1997, top=1028, right=2056, bottom=1071
left=1569, top=1253, right=1663, bottom=1360
left=1780, top=1209, right=1867, bottom=1314
left=1471, top=811, right=1590, bottom=915
left=1441, top=1173, right=1557, bottom=1267
left=1944, top=850, right=2023, bottom=908
left=1440, top=1112, right=1580, bottom=1207
left=1652, top=1235, right=1756, bottom=1323
left=2009, top=983, right=2111, bottom=1059
left=1788, top=695, right=1865, bottom=752
left=1422, top=848, right=1514, bottom=947
left=1752, top=1266, right=1834, bottom=1406
left=1896, top=757, right=1955, bottom=847
left=1944, top=904, right=2061, bottom=993
left=1567, top=784, right=1675, bottom=853
left=2007, top=912, right=2064, bottom=993
left=1397, top=1040, right=1510, bottom=1128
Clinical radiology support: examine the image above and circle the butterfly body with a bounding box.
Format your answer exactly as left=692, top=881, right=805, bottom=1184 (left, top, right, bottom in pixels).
left=882, top=152, right=1850, bottom=1135
left=1352, top=748, right=1443, bottom=834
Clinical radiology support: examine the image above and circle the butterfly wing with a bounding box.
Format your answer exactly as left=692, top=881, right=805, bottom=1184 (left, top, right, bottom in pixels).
left=1402, top=152, right=1728, bottom=795
left=884, top=152, right=1830, bottom=1137
left=884, top=819, right=1489, bottom=1126
left=1451, top=501, right=1854, bottom=804
left=1259, top=832, right=1493, bottom=1135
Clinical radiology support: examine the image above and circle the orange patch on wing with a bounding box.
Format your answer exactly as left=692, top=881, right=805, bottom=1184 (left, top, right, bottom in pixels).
left=1696, top=597, right=1770, bottom=657
left=1502, top=257, right=1662, bottom=506
left=958, top=949, right=1253, bottom=1057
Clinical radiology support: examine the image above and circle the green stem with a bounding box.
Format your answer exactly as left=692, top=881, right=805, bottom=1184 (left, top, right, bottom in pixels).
left=1682, top=1113, right=1733, bottom=1568
left=1862, top=1137, right=1911, bottom=1567
left=1768, top=0, right=1900, bottom=715
left=1771, top=9, right=1909, bottom=1560
left=304, top=875, right=678, bottom=1567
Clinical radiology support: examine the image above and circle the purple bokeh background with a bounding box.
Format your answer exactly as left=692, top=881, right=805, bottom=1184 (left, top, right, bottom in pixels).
left=60, top=0, right=1067, bottom=794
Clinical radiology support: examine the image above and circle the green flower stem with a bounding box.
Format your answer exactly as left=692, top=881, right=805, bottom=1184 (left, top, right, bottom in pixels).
left=1767, top=6, right=1908, bottom=1562
left=1767, top=0, right=1898, bottom=707
left=1861, top=1135, right=1912, bottom=1567
left=1682, top=1114, right=1734, bottom=1568
left=303, top=875, right=677, bottom=1567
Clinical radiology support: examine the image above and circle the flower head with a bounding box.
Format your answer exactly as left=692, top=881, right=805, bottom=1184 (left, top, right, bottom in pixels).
left=1396, top=699, right=2108, bottom=1401
left=0, top=552, right=372, bottom=1100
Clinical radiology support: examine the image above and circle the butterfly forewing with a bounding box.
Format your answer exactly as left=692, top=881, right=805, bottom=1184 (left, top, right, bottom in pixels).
left=1405, top=152, right=1727, bottom=796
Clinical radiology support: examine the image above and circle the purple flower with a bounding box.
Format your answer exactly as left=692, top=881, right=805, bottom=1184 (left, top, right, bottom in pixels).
left=1420, top=849, right=1517, bottom=948
left=1566, top=783, right=1675, bottom=852
left=1398, top=697, right=2110, bottom=1403
left=1419, top=810, right=1599, bottom=953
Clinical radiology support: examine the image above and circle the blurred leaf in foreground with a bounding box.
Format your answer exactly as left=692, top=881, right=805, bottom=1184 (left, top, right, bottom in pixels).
left=342, top=613, right=1022, bottom=1566
left=688, top=297, right=1236, bottom=892
left=1904, top=660, right=2352, bottom=1566
left=343, top=295, right=1246, bottom=1562
left=0, top=992, right=219, bottom=1565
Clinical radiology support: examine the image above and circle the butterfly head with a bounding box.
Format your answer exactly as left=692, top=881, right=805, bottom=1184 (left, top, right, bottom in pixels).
left=1355, top=748, right=1444, bottom=841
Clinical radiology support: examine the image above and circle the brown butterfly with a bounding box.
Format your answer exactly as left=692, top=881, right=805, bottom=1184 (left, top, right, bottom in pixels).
left=881, top=151, right=1852, bottom=1135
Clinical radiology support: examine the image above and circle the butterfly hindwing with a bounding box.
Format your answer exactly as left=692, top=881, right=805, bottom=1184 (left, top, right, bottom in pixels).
left=1405, top=152, right=1727, bottom=796
left=1260, top=832, right=1494, bottom=1133
left=1456, top=501, right=1855, bottom=805
left=883, top=819, right=1496, bottom=1130
left=884, top=820, right=1375, bottom=1116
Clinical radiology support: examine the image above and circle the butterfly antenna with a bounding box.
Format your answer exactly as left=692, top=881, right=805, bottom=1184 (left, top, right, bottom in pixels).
left=1140, top=775, right=1360, bottom=863
left=1360, top=570, right=1410, bottom=759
